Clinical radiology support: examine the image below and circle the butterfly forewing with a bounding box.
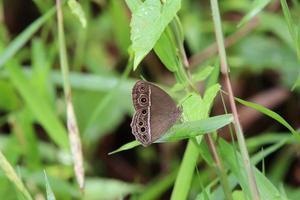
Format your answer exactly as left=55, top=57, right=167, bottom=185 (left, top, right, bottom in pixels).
left=148, top=83, right=182, bottom=142
left=131, top=80, right=182, bottom=146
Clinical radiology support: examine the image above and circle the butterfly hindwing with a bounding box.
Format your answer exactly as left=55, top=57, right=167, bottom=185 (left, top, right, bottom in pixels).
left=131, top=107, right=151, bottom=146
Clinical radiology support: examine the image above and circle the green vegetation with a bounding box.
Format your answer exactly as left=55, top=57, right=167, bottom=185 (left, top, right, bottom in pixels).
left=0, top=0, right=299, bottom=199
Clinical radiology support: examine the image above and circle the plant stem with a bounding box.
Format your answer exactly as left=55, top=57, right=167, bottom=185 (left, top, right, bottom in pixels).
left=171, top=16, right=232, bottom=200
left=56, top=0, right=85, bottom=190
left=209, top=0, right=260, bottom=199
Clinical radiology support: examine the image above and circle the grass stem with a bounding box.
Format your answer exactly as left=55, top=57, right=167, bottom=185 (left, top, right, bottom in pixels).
left=209, top=0, right=260, bottom=199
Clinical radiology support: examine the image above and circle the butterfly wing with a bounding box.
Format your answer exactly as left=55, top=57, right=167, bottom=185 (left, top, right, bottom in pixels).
left=131, top=80, right=152, bottom=146
left=131, top=80, right=182, bottom=146
left=148, top=82, right=182, bottom=142
left=131, top=107, right=151, bottom=146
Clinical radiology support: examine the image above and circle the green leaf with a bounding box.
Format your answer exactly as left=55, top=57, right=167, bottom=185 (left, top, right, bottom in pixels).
left=232, top=190, right=246, bottom=200
left=182, top=93, right=205, bottom=121
left=125, top=0, right=142, bottom=12
left=109, top=114, right=233, bottom=154
left=130, top=0, right=181, bottom=69
left=109, top=0, right=131, bottom=55
left=44, top=171, right=56, bottom=200
left=219, top=139, right=284, bottom=200
left=6, top=60, right=69, bottom=149
left=0, top=7, right=55, bottom=68
left=0, top=80, right=20, bottom=111
left=200, top=138, right=288, bottom=200
left=192, top=66, right=214, bottom=82
left=108, top=141, right=140, bottom=155
left=238, top=0, right=272, bottom=27
left=68, top=0, right=87, bottom=28
left=235, top=96, right=300, bottom=142
left=153, top=27, right=180, bottom=72
left=203, top=84, right=221, bottom=110
left=157, top=114, right=233, bottom=142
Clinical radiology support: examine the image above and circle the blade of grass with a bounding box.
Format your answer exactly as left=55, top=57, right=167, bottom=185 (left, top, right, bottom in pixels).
left=56, top=0, right=84, bottom=190
left=6, top=60, right=69, bottom=149
left=234, top=96, right=300, bottom=142
left=238, top=0, right=272, bottom=27
left=138, top=169, right=178, bottom=200
left=44, top=171, right=56, bottom=200
left=209, top=0, right=260, bottom=198
left=0, top=150, right=33, bottom=200
left=0, top=7, right=55, bottom=68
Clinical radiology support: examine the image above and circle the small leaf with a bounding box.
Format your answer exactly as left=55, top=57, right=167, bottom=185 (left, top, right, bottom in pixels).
left=203, top=84, right=221, bottom=110
left=108, top=141, right=140, bottom=155
left=238, top=0, right=272, bottom=27
left=68, top=0, right=87, bottom=28
left=235, top=96, right=300, bottom=142
left=192, top=66, right=214, bottom=82
left=130, top=0, right=181, bottom=69
left=44, top=171, right=56, bottom=200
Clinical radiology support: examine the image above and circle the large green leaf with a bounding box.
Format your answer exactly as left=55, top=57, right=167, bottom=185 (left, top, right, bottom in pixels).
left=109, top=114, right=233, bottom=154
left=130, top=0, right=181, bottom=69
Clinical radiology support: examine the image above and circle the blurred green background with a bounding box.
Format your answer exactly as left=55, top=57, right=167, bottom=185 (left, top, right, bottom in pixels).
left=0, top=0, right=300, bottom=199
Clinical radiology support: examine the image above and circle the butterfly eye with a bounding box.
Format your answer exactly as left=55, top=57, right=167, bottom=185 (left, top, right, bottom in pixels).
left=138, top=85, right=146, bottom=92
left=141, top=97, right=147, bottom=103
left=142, top=109, right=147, bottom=114
left=141, top=127, right=146, bottom=132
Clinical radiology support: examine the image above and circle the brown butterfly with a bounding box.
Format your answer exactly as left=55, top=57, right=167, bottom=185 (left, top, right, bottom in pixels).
left=130, top=80, right=182, bottom=146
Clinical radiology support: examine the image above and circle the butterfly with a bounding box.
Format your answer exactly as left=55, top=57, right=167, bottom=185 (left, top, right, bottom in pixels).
left=130, top=80, right=182, bottom=146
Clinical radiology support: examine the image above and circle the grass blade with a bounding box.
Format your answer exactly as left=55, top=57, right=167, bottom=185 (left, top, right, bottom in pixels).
left=238, top=0, right=272, bottom=27
left=235, top=96, right=300, bottom=142
left=0, top=150, right=33, bottom=200
left=6, top=60, right=69, bottom=149
left=44, top=171, right=56, bottom=200
left=56, top=0, right=84, bottom=190
left=0, top=7, right=55, bottom=68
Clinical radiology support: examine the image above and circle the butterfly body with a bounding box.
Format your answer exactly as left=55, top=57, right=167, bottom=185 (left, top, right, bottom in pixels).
left=131, top=80, right=182, bottom=146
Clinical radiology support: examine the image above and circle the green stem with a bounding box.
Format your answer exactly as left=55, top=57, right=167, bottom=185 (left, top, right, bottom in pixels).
left=209, top=0, right=260, bottom=199
left=170, top=14, right=232, bottom=200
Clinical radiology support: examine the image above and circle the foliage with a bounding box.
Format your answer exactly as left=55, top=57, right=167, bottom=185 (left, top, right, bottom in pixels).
left=0, top=0, right=299, bottom=199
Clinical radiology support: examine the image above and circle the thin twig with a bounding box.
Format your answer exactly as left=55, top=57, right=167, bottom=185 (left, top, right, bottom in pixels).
left=209, top=0, right=260, bottom=199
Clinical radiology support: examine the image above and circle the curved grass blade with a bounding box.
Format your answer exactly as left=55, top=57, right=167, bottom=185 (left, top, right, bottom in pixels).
left=235, top=96, right=300, bottom=142
left=238, top=0, right=272, bottom=27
